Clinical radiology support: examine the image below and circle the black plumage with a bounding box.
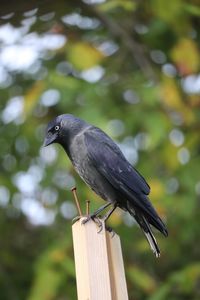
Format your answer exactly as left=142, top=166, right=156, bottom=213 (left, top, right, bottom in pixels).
left=44, top=114, right=168, bottom=257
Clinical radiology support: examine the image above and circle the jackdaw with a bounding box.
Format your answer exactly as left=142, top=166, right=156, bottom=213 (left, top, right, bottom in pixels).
left=44, top=114, right=168, bottom=257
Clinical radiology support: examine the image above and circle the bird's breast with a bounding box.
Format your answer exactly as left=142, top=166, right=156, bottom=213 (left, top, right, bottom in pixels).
left=69, top=136, right=117, bottom=202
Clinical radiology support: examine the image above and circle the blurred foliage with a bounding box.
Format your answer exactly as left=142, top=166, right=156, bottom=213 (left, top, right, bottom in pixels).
left=0, top=0, right=200, bottom=299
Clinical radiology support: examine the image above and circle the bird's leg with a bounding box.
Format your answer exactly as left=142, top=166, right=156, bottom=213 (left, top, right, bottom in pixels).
left=81, top=215, right=103, bottom=229
left=92, top=202, right=113, bottom=218
left=102, top=203, right=117, bottom=222
left=98, top=203, right=117, bottom=234
left=105, top=226, right=116, bottom=238
left=81, top=202, right=113, bottom=231
left=81, top=202, right=112, bottom=225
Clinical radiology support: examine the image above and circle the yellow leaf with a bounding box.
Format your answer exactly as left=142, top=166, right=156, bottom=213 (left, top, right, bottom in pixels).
left=148, top=179, right=166, bottom=217
left=109, top=208, right=123, bottom=226
left=171, top=38, right=199, bottom=75
left=67, top=42, right=105, bottom=70
left=148, top=179, right=164, bottom=200
left=160, top=77, right=195, bottom=125
left=50, top=250, right=66, bottom=262
left=100, top=0, right=137, bottom=12
left=24, top=81, right=45, bottom=116
left=162, top=143, right=179, bottom=171
left=161, top=77, right=183, bottom=110
left=188, top=95, right=200, bottom=107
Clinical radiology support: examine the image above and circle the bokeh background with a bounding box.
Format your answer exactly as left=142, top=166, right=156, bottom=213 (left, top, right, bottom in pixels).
left=0, top=0, right=200, bottom=299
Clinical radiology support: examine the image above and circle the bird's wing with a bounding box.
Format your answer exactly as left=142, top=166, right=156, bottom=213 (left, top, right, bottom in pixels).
left=84, top=128, right=154, bottom=211
left=84, top=128, right=168, bottom=236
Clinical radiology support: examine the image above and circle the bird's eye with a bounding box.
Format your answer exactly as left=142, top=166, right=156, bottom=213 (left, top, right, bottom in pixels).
left=55, top=125, right=60, bottom=131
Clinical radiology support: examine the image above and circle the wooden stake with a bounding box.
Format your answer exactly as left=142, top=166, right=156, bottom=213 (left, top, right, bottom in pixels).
left=72, top=218, right=129, bottom=300
left=106, top=231, right=129, bottom=300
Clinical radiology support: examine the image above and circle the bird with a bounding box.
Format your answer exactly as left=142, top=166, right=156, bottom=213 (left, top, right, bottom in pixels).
left=44, top=114, right=168, bottom=257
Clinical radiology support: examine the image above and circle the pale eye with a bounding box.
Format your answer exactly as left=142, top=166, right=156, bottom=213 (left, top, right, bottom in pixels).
left=55, top=125, right=60, bottom=131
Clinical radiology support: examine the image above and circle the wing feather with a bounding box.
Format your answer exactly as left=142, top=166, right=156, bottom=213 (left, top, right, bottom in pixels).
left=84, top=128, right=168, bottom=236
left=84, top=128, right=153, bottom=210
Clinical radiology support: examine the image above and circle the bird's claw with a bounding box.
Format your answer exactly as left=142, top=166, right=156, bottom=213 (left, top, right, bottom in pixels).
left=73, top=215, right=114, bottom=236
left=72, top=215, right=81, bottom=224
left=81, top=216, right=105, bottom=233
left=81, top=215, right=93, bottom=225
left=97, top=222, right=104, bottom=233
left=106, top=226, right=116, bottom=238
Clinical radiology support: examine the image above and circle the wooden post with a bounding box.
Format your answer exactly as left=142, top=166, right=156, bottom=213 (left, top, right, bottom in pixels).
left=72, top=218, right=129, bottom=300
left=106, top=231, right=129, bottom=300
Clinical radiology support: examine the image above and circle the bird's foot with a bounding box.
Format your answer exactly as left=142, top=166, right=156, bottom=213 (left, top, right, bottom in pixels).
left=73, top=215, right=114, bottom=236
left=105, top=226, right=116, bottom=238
left=72, top=215, right=82, bottom=224
left=81, top=215, right=105, bottom=233
left=81, top=215, right=92, bottom=225
left=81, top=215, right=101, bottom=226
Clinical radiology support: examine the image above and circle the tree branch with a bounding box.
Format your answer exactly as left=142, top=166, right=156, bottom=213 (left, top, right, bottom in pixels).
left=88, top=6, right=158, bottom=83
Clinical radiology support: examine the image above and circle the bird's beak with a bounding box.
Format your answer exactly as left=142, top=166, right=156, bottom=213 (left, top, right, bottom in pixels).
left=43, top=132, right=57, bottom=147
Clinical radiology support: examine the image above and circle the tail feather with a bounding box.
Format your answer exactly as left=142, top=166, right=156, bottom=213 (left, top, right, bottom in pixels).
left=143, top=224, right=160, bottom=258
left=147, top=215, right=168, bottom=237
left=128, top=208, right=161, bottom=257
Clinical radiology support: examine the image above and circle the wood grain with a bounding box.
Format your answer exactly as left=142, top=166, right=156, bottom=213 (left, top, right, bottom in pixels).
left=72, top=218, right=129, bottom=300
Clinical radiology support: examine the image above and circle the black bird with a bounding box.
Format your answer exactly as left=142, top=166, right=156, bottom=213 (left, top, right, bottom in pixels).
left=44, top=114, right=168, bottom=257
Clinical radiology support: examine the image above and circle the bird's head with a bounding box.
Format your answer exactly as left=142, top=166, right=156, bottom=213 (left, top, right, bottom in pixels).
left=44, top=114, right=88, bottom=147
